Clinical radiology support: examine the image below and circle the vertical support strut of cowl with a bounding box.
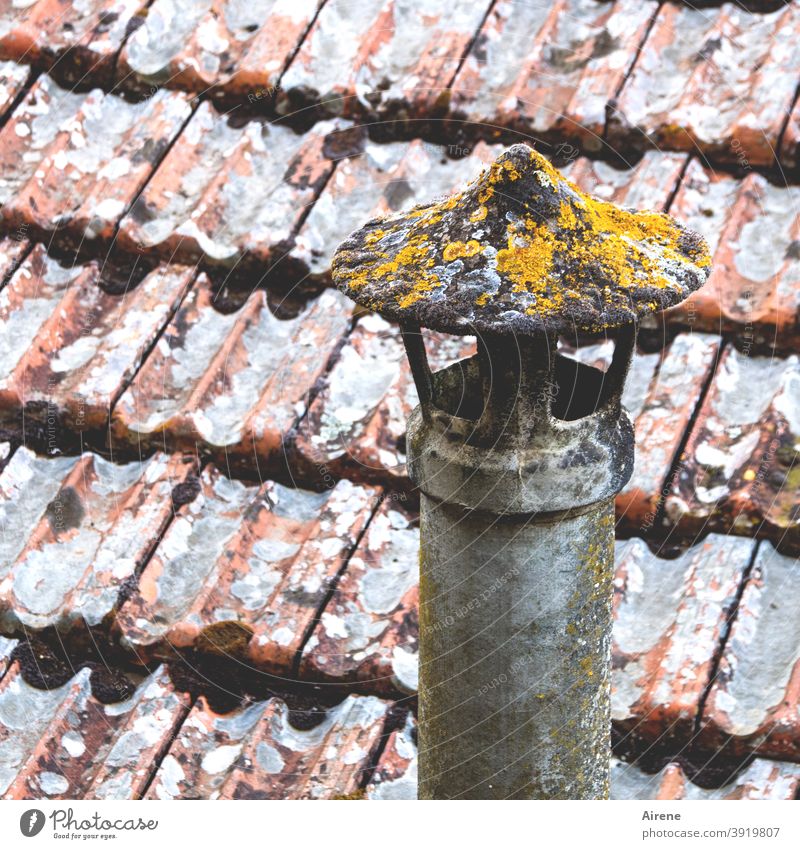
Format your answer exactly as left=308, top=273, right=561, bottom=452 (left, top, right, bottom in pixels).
left=332, top=145, right=711, bottom=800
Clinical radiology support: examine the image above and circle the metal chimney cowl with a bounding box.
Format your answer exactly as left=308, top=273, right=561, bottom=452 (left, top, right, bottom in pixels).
left=332, top=145, right=711, bottom=800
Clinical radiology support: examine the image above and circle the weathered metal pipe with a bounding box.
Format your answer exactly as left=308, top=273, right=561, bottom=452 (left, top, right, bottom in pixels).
left=407, top=330, right=634, bottom=799
left=331, top=144, right=711, bottom=799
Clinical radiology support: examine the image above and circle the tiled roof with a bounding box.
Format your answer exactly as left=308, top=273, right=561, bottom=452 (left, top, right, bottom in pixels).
left=0, top=0, right=799, bottom=801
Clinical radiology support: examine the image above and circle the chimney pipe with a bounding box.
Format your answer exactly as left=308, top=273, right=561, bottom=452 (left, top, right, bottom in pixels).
left=332, top=145, right=710, bottom=799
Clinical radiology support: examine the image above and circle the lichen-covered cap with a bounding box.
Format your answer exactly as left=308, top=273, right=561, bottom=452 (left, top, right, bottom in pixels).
left=332, top=144, right=711, bottom=336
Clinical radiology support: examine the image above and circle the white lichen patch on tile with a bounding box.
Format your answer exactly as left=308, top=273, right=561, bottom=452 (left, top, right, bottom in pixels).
left=366, top=712, right=417, bottom=800
left=119, top=465, right=377, bottom=672
left=300, top=501, right=419, bottom=695
left=611, top=535, right=754, bottom=732
left=148, top=692, right=391, bottom=799
left=704, top=542, right=800, bottom=750
left=0, top=451, right=194, bottom=631
left=113, top=284, right=352, bottom=461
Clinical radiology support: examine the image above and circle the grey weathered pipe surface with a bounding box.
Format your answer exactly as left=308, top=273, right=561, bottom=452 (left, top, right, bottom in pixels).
left=418, top=495, right=614, bottom=800
left=407, top=336, right=635, bottom=800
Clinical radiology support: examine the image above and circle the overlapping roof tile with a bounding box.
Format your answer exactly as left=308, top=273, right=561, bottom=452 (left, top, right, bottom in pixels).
left=0, top=247, right=194, bottom=434
left=701, top=542, right=800, bottom=760
left=610, top=757, right=800, bottom=801
left=110, top=284, right=351, bottom=464
left=147, top=692, right=391, bottom=799
left=0, top=59, right=29, bottom=117
left=0, top=664, right=190, bottom=800
left=289, top=138, right=498, bottom=284
left=0, top=235, right=29, bottom=285
left=0, top=75, right=192, bottom=245
left=612, top=535, right=755, bottom=742
left=275, top=0, right=492, bottom=128
left=116, top=0, right=320, bottom=100
left=117, top=465, right=377, bottom=673
left=0, top=448, right=196, bottom=632
left=292, top=315, right=475, bottom=487
left=609, top=1, right=800, bottom=166
left=0, top=0, right=147, bottom=85
left=665, top=160, right=800, bottom=347
left=616, top=333, right=720, bottom=530
left=299, top=498, right=418, bottom=696
left=117, top=103, right=339, bottom=268
left=448, top=0, right=656, bottom=149
left=664, top=346, right=800, bottom=545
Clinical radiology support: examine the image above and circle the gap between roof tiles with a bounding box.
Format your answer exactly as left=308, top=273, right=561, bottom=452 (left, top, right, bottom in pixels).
left=692, top=538, right=761, bottom=737
left=630, top=339, right=727, bottom=542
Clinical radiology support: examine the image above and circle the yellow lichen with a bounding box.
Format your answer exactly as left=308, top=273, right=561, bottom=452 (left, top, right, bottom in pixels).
left=443, top=239, right=482, bottom=262
left=470, top=205, right=488, bottom=223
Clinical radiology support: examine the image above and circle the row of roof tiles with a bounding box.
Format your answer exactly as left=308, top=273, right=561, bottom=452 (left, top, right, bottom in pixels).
left=1, top=649, right=798, bottom=800
left=2, top=234, right=798, bottom=547
left=1, top=76, right=799, bottom=346
left=1, top=2, right=799, bottom=167
left=0, top=652, right=399, bottom=800
left=1, top=445, right=799, bottom=762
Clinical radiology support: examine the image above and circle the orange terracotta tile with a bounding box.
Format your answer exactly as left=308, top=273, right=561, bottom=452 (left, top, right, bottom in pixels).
left=0, top=0, right=147, bottom=84
left=0, top=246, right=194, bottom=433
left=299, top=499, right=418, bottom=696
left=612, top=535, right=755, bottom=741
left=664, top=346, right=800, bottom=544
left=611, top=757, right=800, bottom=800
left=117, top=102, right=343, bottom=268
left=276, top=0, right=491, bottom=128
left=111, top=282, right=352, bottom=464
left=701, top=542, right=800, bottom=760
left=0, top=664, right=190, bottom=800
left=0, top=76, right=192, bottom=245
left=609, top=2, right=800, bottom=166
left=118, top=465, right=378, bottom=674
left=147, top=692, right=391, bottom=799
left=449, top=0, right=655, bottom=151
left=117, top=0, right=320, bottom=100
left=0, top=448, right=196, bottom=632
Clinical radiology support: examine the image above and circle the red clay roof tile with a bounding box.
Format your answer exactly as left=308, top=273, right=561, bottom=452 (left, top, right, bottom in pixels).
left=146, top=692, right=391, bottom=799
left=609, top=2, right=800, bottom=166
left=275, top=0, right=492, bottom=127
left=618, top=333, right=720, bottom=530
left=116, top=0, right=319, bottom=100
left=365, top=712, right=417, bottom=800
left=563, top=151, right=688, bottom=212
left=0, top=59, right=29, bottom=117
left=111, top=283, right=351, bottom=464
left=0, top=76, right=192, bottom=246
left=0, top=234, right=29, bottom=284
left=299, top=498, right=418, bottom=696
left=610, top=757, right=800, bottom=800
left=0, top=247, right=194, bottom=432
left=289, top=138, right=499, bottom=284
left=667, top=162, right=800, bottom=348
left=612, top=535, right=755, bottom=742
left=117, top=103, right=340, bottom=268
left=0, top=0, right=147, bottom=85
left=0, top=664, right=190, bottom=800
left=118, top=465, right=377, bottom=674
left=292, top=315, right=475, bottom=487
left=664, top=346, right=800, bottom=544
left=701, top=542, right=800, bottom=760
left=449, top=0, right=655, bottom=150
left=0, top=448, right=196, bottom=632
